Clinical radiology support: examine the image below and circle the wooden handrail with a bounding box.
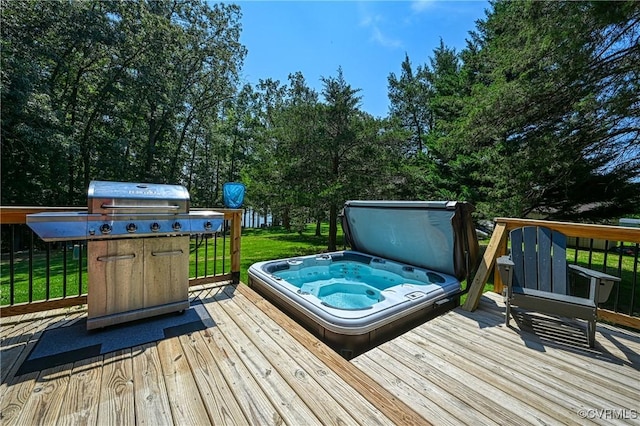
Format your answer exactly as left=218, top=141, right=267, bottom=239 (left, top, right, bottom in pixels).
left=493, top=217, right=640, bottom=243
left=462, top=217, right=640, bottom=329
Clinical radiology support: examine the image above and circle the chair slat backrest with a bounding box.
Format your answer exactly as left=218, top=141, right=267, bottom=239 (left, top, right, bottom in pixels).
left=510, top=226, right=568, bottom=294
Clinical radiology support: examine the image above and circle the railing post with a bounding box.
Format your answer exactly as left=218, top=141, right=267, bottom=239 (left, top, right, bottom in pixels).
left=462, top=221, right=508, bottom=311
left=230, top=210, right=242, bottom=284
left=493, top=231, right=508, bottom=296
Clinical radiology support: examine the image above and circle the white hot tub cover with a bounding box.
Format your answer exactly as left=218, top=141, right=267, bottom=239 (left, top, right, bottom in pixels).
left=341, top=201, right=480, bottom=281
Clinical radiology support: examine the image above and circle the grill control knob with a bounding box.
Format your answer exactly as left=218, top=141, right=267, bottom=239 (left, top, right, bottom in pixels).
left=204, top=221, right=213, bottom=231
left=100, top=223, right=112, bottom=235
left=126, top=223, right=137, bottom=233
left=150, top=222, right=160, bottom=232
left=172, top=222, right=182, bottom=231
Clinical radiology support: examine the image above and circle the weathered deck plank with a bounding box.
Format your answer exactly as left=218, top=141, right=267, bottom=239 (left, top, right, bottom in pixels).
left=204, top=286, right=326, bottom=425
left=56, top=355, right=103, bottom=426
left=177, top=332, right=247, bottom=425
left=353, top=292, right=640, bottom=426
left=131, top=343, right=172, bottom=426
left=1, top=286, right=639, bottom=426
left=219, top=285, right=393, bottom=425
left=97, top=349, right=135, bottom=425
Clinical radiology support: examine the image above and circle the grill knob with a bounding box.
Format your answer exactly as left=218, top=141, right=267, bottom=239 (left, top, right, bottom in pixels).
left=126, top=223, right=137, bottom=233
left=99, top=223, right=112, bottom=235
left=172, top=222, right=182, bottom=231
left=204, top=221, right=213, bottom=231
left=150, top=222, right=160, bottom=232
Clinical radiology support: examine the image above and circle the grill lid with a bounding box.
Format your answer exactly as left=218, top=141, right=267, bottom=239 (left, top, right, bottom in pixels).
left=27, top=181, right=224, bottom=241
left=88, top=180, right=190, bottom=214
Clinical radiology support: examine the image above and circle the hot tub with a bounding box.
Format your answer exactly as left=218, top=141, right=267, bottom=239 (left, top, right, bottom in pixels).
left=248, top=201, right=480, bottom=358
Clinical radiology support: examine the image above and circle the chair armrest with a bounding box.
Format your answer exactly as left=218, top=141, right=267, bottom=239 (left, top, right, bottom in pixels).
left=568, top=264, right=621, bottom=303
left=567, top=264, right=621, bottom=282
left=496, top=256, right=514, bottom=290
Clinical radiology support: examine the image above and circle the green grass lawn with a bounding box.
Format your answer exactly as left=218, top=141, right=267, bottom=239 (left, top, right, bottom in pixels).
left=238, top=223, right=345, bottom=284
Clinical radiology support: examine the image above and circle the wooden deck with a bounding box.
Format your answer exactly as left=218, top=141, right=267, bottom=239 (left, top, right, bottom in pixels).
left=1, top=284, right=639, bottom=425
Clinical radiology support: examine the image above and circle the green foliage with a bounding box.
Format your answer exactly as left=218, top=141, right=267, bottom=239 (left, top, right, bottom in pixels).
left=387, top=0, right=640, bottom=221
left=455, top=1, right=640, bottom=220
left=1, top=0, right=246, bottom=205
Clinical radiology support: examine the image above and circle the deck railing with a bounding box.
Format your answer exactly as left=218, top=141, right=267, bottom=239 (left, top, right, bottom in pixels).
left=0, top=206, right=242, bottom=317
left=463, top=217, right=640, bottom=329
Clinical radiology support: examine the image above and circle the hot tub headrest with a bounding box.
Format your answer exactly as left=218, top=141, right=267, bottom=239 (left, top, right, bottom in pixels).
left=341, top=201, right=480, bottom=281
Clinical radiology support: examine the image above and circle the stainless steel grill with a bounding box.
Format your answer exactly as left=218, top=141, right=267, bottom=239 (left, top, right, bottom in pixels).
left=27, top=181, right=224, bottom=329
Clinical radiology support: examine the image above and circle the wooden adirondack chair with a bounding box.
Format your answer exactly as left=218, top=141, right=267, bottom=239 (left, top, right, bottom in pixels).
left=496, top=226, right=621, bottom=347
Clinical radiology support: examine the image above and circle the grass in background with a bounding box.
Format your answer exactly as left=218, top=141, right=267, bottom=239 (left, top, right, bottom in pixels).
left=238, top=223, right=345, bottom=284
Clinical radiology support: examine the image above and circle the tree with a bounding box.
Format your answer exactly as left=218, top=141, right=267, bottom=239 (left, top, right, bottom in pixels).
left=419, top=0, right=640, bottom=221
left=387, top=54, right=433, bottom=155
left=1, top=0, right=245, bottom=205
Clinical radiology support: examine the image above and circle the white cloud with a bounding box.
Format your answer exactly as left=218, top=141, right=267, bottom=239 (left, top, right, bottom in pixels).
left=371, top=27, right=403, bottom=49
left=358, top=7, right=402, bottom=49
left=411, top=0, right=436, bottom=14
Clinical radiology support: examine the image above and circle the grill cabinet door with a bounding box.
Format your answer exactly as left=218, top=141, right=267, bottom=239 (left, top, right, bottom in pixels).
left=143, top=236, right=189, bottom=308
left=88, top=239, right=144, bottom=320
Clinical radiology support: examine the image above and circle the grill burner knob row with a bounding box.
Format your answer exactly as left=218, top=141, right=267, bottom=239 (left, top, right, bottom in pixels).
left=126, top=223, right=137, bottom=233
left=150, top=222, right=161, bottom=232
left=100, top=223, right=112, bottom=235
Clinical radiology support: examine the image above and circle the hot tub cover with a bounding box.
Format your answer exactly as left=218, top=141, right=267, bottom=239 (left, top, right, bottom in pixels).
left=341, top=201, right=479, bottom=281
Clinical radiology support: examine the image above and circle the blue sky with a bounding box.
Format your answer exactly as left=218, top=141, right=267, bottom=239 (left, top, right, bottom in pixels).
left=232, top=1, right=490, bottom=118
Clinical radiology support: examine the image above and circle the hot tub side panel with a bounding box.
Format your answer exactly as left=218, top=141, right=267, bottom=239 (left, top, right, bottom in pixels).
left=247, top=256, right=461, bottom=359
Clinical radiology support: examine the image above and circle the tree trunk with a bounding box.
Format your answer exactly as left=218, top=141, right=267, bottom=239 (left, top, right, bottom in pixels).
left=315, top=219, right=321, bottom=237
left=282, top=207, right=290, bottom=231
left=328, top=203, right=337, bottom=251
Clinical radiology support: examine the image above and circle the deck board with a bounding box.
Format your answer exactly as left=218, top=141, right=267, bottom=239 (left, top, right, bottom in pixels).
left=1, top=285, right=639, bottom=425
left=353, top=292, right=640, bottom=426
left=57, top=355, right=103, bottom=426
left=219, top=285, right=393, bottom=425
left=98, top=349, right=135, bottom=425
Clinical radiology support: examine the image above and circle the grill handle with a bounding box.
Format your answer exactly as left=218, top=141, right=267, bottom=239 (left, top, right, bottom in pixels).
left=97, top=254, right=136, bottom=262
left=100, top=203, right=181, bottom=211
left=151, top=249, right=184, bottom=257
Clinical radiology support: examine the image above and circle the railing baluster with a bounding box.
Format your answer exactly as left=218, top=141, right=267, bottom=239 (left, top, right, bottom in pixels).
left=9, top=225, right=15, bottom=305
left=46, top=242, right=51, bottom=300
left=63, top=243, right=68, bottom=297
left=222, top=220, right=227, bottom=273
left=603, top=240, right=609, bottom=274
left=204, top=233, right=209, bottom=277
left=78, top=241, right=83, bottom=295
left=195, top=234, right=199, bottom=278
left=29, top=230, right=34, bottom=303
left=631, top=244, right=639, bottom=316
left=213, top=232, right=218, bottom=276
